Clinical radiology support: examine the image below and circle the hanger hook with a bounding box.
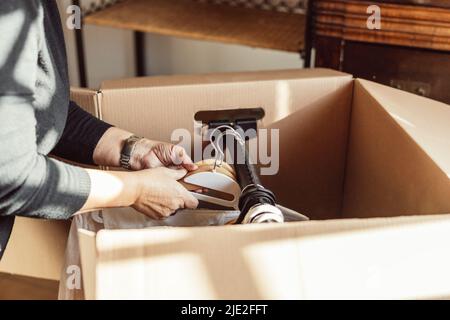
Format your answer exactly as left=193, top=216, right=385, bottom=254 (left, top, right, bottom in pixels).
left=209, top=125, right=245, bottom=170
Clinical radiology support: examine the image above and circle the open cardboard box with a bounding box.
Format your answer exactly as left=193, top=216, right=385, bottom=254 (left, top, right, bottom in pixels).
left=1, top=68, right=449, bottom=299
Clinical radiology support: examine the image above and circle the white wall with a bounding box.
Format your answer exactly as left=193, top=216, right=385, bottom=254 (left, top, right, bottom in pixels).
left=60, top=1, right=304, bottom=88
left=143, top=34, right=304, bottom=76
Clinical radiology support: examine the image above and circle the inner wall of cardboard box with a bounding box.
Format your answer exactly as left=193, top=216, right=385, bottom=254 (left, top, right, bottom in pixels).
left=98, top=74, right=450, bottom=221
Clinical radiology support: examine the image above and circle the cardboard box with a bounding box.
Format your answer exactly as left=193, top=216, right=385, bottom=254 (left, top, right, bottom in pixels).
left=1, top=68, right=449, bottom=299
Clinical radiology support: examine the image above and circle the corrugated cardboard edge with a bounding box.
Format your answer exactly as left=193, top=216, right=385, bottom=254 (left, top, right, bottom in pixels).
left=70, top=87, right=102, bottom=118
left=100, top=68, right=351, bottom=91
left=78, top=229, right=97, bottom=300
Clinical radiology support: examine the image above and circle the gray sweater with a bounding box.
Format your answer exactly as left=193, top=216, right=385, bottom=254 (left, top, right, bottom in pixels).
left=0, top=0, right=91, bottom=219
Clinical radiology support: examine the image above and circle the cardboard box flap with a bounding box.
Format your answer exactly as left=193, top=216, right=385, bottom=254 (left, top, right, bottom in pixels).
left=70, top=87, right=101, bottom=118
left=100, top=68, right=351, bottom=91
left=98, top=68, right=354, bottom=143
left=357, top=79, right=450, bottom=176
left=79, top=214, right=450, bottom=299
left=343, top=80, right=450, bottom=219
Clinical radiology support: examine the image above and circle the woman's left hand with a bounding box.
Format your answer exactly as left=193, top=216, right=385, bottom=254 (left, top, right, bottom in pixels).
left=129, top=139, right=197, bottom=172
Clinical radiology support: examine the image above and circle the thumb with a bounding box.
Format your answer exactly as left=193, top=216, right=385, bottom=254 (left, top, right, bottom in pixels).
left=171, top=145, right=197, bottom=171
left=163, top=168, right=188, bottom=180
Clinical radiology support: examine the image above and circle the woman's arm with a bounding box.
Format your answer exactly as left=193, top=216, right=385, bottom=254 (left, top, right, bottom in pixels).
left=0, top=97, right=92, bottom=219
left=0, top=0, right=90, bottom=219
left=52, top=102, right=197, bottom=172
left=92, top=126, right=134, bottom=167
left=0, top=0, right=198, bottom=220
left=50, top=101, right=114, bottom=165
left=80, top=167, right=198, bottom=219
left=50, top=107, right=200, bottom=218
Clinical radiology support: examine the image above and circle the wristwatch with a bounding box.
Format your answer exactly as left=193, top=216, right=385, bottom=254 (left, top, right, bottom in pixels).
left=120, top=135, right=141, bottom=170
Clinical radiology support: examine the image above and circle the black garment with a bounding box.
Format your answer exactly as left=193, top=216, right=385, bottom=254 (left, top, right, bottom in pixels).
left=0, top=216, right=14, bottom=260
left=51, top=101, right=112, bottom=165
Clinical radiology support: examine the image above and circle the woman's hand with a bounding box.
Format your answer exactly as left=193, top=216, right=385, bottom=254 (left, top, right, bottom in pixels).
left=87, top=128, right=199, bottom=219
left=129, top=139, right=197, bottom=171
left=93, top=128, right=197, bottom=172
left=81, top=167, right=198, bottom=219
left=132, top=167, right=198, bottom=219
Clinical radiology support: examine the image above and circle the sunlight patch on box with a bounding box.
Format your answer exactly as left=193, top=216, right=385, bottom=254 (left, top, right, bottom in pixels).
left=97, top=253, right=217, bottom=299
left=243, top=220, right=450, bottom=299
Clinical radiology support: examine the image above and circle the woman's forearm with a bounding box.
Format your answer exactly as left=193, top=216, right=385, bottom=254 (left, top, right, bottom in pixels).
left=79, top=169, right=139, bottom=213
left=93, top=127, right=134, bottom=167
left=51, top=102, right=113, bottom=166
left=93, top=127, right=161, bottom=169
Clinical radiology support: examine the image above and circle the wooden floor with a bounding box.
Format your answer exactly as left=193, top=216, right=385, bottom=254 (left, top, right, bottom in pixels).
left=0, top=273, right=59, bottom=300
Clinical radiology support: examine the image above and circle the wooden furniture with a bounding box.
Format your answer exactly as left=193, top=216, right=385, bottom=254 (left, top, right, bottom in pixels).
left=74, top=0, right=449, bottom=103
left=0, top=273, right=58, bottom=300
left=84, top=0, right=307, bottom=53
left=74, top=0, right=310, bottom=86
left=313, top=0, right=450, bottom=103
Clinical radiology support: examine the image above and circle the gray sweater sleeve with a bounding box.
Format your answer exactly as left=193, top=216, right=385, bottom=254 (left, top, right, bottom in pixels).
left=0, top=0, right=91, bottom=219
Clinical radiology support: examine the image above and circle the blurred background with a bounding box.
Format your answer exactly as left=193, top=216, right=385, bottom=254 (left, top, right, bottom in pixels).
left=59, top=0, right=450, bottom=102
left=58, top=0, right=305, bottom=88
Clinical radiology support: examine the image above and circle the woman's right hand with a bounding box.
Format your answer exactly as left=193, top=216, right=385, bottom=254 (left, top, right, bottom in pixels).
left=131, top=167, right=198, bottom=219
